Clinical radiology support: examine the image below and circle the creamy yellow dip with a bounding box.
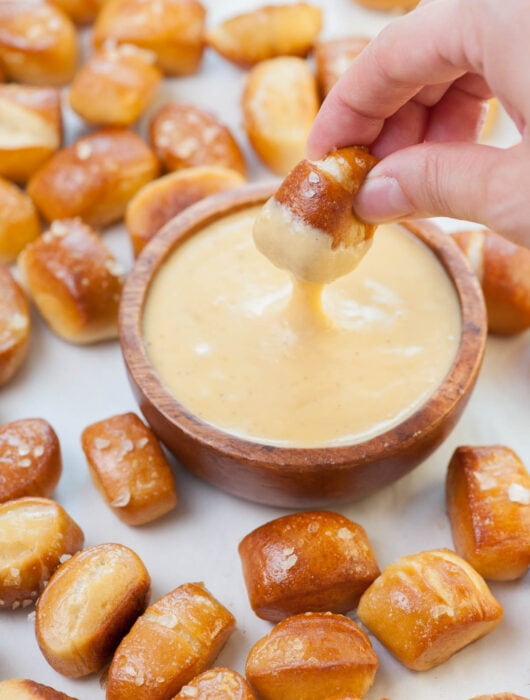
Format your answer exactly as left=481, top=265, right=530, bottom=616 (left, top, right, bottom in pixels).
left=143, top=206, right=461, bottom=447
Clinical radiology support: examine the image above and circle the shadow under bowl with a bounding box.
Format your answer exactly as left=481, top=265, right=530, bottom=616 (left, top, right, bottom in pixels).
left=119, top=183, right=487, bottom=508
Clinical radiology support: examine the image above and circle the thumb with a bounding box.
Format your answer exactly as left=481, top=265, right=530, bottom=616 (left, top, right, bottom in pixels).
left=354, top=142, right=530, bottom=248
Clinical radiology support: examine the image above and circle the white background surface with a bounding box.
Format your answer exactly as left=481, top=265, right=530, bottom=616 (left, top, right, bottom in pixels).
left=2, top=1, right=530, bottom=698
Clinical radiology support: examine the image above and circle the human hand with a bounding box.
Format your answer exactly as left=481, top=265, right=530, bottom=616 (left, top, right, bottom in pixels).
left=308, top=0, right=530, bottom=247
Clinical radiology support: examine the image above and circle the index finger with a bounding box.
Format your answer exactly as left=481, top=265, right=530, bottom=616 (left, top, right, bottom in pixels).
left=307, top=0, right=478, bottom=158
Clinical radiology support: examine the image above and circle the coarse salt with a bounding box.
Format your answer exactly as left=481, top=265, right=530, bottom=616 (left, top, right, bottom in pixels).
left=508, top=483, right=530, bottom=505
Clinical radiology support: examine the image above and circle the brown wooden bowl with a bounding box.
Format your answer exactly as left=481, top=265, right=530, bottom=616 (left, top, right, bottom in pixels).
left=120, top=183, right=487, bottom=507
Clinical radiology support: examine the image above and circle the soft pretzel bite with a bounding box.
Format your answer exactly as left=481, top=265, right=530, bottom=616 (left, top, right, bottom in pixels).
left=353, top=0, right=419, bottom=11
left=446, top=445, right=530, bottom=580
left=27, top=129, right=159, bottom=227
left=18, top=219, right=124, bottom=344
left=69, top=44, right=161, bottom=127
left=314, top=36, right=370, bottom=97
left=206, top=3, right=322, bottom=67
left=149, top=103, right=246, bottom=175
left=172, top=668, right=256, bottom=699
left=36, top=543, right=150, bottom=677
left=81, top=412, right=178, bottom=525
left=0, top=85, right=62, bottom=184
left=126, top=166, right=246, bottom=256
left=357, top=548, right=503, bottom=671
left=253, top=146, right=377, bottom=284
left=107, top=582, right=235, bottom=699
left=452, top=228, right=530, bottom=334
left=0, top=679, right=77, bottom=699
left=0, top=263, right=30, bottom=387
left=245, top=612, right=378, bottom=700
left=0, top=2, right=77, bottom=86
left=239, top=510, right=379, bottom=622
left=242, top=56, right=319, bottom=175
left=93, top=0, right=206, bottom=76
left=0, top=497, right=84, bottom=610
left=0, top=418, right=61, bottom=503
left=47, top=0, right=100, bottom=25
left=0, top=177, right=41, bottom=263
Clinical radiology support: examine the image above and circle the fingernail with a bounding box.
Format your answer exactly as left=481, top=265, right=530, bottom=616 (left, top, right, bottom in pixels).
left=355, top=175, right=414, bottom=223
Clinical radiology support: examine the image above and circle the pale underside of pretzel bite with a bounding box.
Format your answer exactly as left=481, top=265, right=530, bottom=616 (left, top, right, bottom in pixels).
left=253, top=147, right=377, bottom=284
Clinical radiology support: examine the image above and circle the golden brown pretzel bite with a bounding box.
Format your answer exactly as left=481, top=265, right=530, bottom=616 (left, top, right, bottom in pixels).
left=245, top=612, right=378, bottom=700
left=452, top=228, right=530, bottom=334
left=36, top=543, right=150, bottom=678
left=239, top=510, right=379, bottom=622
left=69, top=44, right=161, bottom=126
left=0, top=177, right=40, bottom=263
left=253, top=146, right=377, bottom=283
left=0, top=263, right=30, bottom=386
left=81, top=412, right=178, bottom=525
left=18, top=219, right=124, bottom=344
left=206, top=3, right=322, bottom=67
left=149, top=103, right=246, bottom=175
left=0, top=85, right=62, bottom=184
left=242, top=56, right=319, bottom=175
left=0, top=1, right=77, bottom=86
left=0, top=418, right=62, bottom=503
left=0, top=497, right=84, bottom=610
left=93, top=0, right=206, bottom=76
left=172, top=668, right=256, bottom=699
left=106, top=583, right=235, bottom=699
left=357, top=548, right=503, bottom=671
left=446, top=445, right=530, bottom=580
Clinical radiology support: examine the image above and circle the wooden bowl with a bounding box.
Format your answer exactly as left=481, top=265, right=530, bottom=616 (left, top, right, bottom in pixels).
left=120, top=183, right=487, bottom=507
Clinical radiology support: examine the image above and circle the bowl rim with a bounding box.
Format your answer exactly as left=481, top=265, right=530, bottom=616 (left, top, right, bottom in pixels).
left=120, top=182, right=487, bottom=473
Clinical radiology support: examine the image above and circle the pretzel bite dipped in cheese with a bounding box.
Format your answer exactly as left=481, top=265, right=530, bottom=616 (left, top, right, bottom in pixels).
left=206, top=3, right=322, bottom=67
left=314, top=36, right=370, bottom=98
left=149, top=103, right=246, bottom=175
left=0, top=2, right=78, bottom=86
left=446, top=445, right=530, bottom=580
left=126, top=166, right=246, bottom=256
left=253, top=147, right=377, bottom=284
left=0, top=679, right=77, bottom=699
left=81, top=412, right=178, bottom=525
left=452, top=228, right=530, bottom=334
left=172, top=668, right=256, bottom=699
left=27, top=129, right=159, bottom=228
left=357, top=548, right=503, bottom=671
left=69, top=44, right=161, bottom=127
left=242, top=56, right=319, bottom=175
left=93, top=0, right=206, bottom=76
left=18, top=219, right=124, bottom=344
left=106, top=583, right=235, bottom=699
left=245, top=612, right=378, bottom=700
left=0, top=263, right=30, bottom=387
left=0, top=85, right=62, bottom=184
left=0, top=177, right=41, bottom=263
left=0, top=418, right=62, bottom=503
